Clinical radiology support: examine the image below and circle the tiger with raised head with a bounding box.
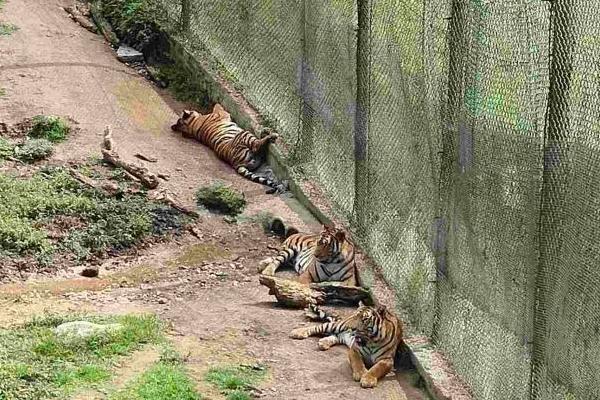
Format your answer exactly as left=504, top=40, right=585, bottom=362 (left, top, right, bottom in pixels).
left=259, top=224, right=357, bottom=286
left=171, top=104, right=284, bottom=192
left=289, top=302, right=403, bottom=388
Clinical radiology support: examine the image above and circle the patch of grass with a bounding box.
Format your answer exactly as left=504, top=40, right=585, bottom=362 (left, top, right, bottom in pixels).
left=155, top=64, right=210, bottom=109
left=110, top=362, right=201, bottom=400
left=169, top=243, right=228, bottom=267
left=205, top=364, right=266, bottom=399
left=0, top=136, right=14, bottom=160
left=196, top=182, right=246, bottom=216
left=14, top=138, right=54, bottom=162
left=0, top=22, right=17, bottom=36
left=0, top=167, right=191, bottom=265
left=0, top=314, right=162, bottom=399
left=0, top=87, right=6, bottom=97
left=29, top=115, right=70, bottom=143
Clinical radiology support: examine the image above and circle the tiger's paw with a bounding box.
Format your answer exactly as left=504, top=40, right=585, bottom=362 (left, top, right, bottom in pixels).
left=318, top=336, right=336, bottom=350
left=267, top=133, right=279, bottom=142
left=360, top=374, right=378, bottom=389
left=289, top=328, right=310, bottom=339
left=352, top=370, right=365, bottom=382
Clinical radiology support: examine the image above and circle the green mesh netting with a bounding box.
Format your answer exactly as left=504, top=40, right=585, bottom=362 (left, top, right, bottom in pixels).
left=145, top=0, right=600, bottom=398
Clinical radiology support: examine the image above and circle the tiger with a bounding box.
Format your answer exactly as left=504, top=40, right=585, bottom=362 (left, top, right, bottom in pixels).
left=258, top=224, right=357, bottom=286
left=289, top=302, right=403, bottom=388
left=171, top=104, right=284, bottom=192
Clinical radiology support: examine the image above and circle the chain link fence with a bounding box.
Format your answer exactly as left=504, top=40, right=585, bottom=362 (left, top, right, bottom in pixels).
left=146, top=0, right=600, bottom=398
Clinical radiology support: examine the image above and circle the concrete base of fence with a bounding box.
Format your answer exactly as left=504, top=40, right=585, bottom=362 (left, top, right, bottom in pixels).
left=164, top=34, right=472, bottom=400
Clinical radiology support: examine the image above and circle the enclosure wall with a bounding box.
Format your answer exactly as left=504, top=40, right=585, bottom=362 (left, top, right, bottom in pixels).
left=145, top=0, right=600, bottom=398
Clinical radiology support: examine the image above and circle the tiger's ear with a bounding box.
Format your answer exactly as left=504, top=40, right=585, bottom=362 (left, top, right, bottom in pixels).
left=376, top=305, right=388, bottom=315
left=358, top=300, right=365, bottom=307
left=334, top=229, right=346, bottom=242
left=182, top=109, right=192, bottom=119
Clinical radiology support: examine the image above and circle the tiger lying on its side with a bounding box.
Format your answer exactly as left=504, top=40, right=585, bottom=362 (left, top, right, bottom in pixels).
left=258, top=224, right=357, bottom=286
left=289, top=302, right=403, bottom=388
left=171, top=104, right=284, bottom=193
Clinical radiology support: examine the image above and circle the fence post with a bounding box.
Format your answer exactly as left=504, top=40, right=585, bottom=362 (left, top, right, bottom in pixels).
left=180, top=0, right=191, bottom=34
left=353, top=0, right=371, bottom=234
left=531, top=1, right=573, bottom=398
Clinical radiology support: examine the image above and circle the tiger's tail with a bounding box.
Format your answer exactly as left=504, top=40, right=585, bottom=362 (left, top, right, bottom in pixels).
left=236, top=166, right=283, bottom=191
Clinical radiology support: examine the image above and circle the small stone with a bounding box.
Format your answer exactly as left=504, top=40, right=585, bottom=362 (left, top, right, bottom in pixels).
left=157, top=298, right=167, bottom=304
left=116, top=45, right=144, bottom=63
left=81, top=267, right=99, bottom=278
left=54, top=321, right=123, bottom=345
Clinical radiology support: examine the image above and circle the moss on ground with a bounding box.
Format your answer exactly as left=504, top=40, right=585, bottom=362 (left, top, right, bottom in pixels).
left=196, top=182, right=246, bottom=216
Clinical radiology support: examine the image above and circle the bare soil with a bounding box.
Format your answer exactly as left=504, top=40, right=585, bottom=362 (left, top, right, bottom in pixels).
left=0, top=1, right=429, bottom=399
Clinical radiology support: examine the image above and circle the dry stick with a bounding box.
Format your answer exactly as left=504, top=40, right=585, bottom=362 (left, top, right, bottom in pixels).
left=68, top=168, right=119, bottom=196
left=100, top=126, right=159, bottom=189
left=63, top=6, right=97, bottom=33
left=258, top=275, right=374, bottom=308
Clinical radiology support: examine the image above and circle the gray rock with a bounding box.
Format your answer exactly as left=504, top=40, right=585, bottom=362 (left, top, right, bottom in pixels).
left=116, top=45, right=144, bottom=63
left=54, top=321, right=123, bottom=345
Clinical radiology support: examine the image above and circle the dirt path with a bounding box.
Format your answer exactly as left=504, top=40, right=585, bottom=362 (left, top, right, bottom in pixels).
left=0, top=1, right=428, bottom=399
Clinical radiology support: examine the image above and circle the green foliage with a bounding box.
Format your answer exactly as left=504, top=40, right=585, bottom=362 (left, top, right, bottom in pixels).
left=100, top=0, right=169, bottom=43
left=0, top=136, right=14, bottom=160
left=0, top=314, right=162, bottom=400
left=205, top=364, right=266, bottom=399
left=0, top=167, right=190, bottom=264
left=29, top=115, right=70, bottom=143
left=0, top=87, right=6, bottom=96
left=0, top=22, right=17, bottom=36
left=110, top=362, right=201, bottom=400
left=196, top=182, right=246, bottom=216
left=14, top=138, right=54, bottom=162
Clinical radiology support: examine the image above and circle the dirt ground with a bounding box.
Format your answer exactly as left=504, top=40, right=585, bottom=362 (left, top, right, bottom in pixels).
left=0, top=1, right=429, bottom=399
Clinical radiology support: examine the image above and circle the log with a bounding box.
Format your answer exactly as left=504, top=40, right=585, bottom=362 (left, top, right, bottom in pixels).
left=258, top=275, right=374, bottom=308
left=101, top=149, right=159, bottom=189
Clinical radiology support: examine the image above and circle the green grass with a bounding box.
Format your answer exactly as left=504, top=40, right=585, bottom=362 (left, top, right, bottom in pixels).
left=205, top=364, right=266, bottom=399
left=14, top=138, right=54, bottom=162
left=0, top=166, right=191, bottom=265
left=0, top=87, right=6, bottom=97
left=196, top=182, right=246, bottom=216
left=29, top=115, right=70, bottom=143
left=0, top=314, right=162, bottom=399
left=0, top=136, right=14, bottom=160
left=0, top=22, right=17, bottom=36
left=110, top=362, right=201, bottom=400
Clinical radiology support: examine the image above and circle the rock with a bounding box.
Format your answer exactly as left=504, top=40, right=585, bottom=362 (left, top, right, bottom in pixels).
left=80, top=267, right=99, bottom=278
left=116, top=45, right=144, bottom=63
left=54, top=321, right=123, bottom=345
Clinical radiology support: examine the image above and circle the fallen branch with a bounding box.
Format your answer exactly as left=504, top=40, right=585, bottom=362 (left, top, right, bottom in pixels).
left=69, top=168, right=119, bottom=195
left=258, top=275, right=374, bottom=308
left=100, top=126, right=159, bottom=189
left=148, top=190, right=200, bottom=218
left=135, top=153, right=158, bottom=163
left=64, top=5, right=97, bottom=33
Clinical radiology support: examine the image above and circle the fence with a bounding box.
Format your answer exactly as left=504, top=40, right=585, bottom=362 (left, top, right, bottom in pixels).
left=149, top=0, right=600, bottom=399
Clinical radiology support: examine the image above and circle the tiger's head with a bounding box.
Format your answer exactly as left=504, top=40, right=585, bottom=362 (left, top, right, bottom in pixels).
left=171, top=104, right=231, bottom=137
left=353, top=302, right=392, bottom=344
left=314, top=224, right=348, bottom=259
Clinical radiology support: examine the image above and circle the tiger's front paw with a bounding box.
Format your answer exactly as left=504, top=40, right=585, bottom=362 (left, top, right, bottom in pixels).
left=352, top=370, right=365, bottom=382
left=289, top=328, right=310, bottom=339
left=317, top=336, right=336, bottom=350
left=360, top=374, right=378, bottom=389
left=267, top=133, right=279, bottom=142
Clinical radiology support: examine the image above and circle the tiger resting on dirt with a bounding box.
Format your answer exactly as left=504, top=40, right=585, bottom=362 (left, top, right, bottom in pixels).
left=258, top=224, right=357, bottom=286
left=289, top=302, right=403, bottom=388
left=171, top=104, right=285, bottom=193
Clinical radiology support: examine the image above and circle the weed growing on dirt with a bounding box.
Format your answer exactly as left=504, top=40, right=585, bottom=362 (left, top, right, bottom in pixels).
left=0, top=87, right=5, bottom=96
left=0, top=137, right=14, bottom=160
left=14, top=138, right=54, bottom=162
left=205, top=364, right=266, bottom=400
left=29, top=115, right=70, bottom=142
left=0, top=22, right=17, bottom=36
left=110, top=362, right=201, bottom=400
left=0, top=166, right=191, bottom=265
left=196, top=182, right=246, bottom=216
left=0, top=314, right=162, bottom=399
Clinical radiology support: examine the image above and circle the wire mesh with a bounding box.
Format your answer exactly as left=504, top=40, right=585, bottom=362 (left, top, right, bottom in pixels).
left=147, top=0, right=600, bottom=398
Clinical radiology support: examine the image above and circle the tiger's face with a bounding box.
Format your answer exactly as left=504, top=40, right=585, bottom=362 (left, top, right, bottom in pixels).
left=171, top=109, right=201, bottom=138
left=354, top=303, right=388, bottom=344
left=314, top=225, right=346, bottom=258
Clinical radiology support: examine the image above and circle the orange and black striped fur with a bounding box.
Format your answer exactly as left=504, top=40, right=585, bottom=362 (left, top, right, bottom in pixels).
left=171, top=104, right=282, bottom=191
left=259, top=225, right=357, bottom=286
left=289, top=302, right=403, bottom=388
